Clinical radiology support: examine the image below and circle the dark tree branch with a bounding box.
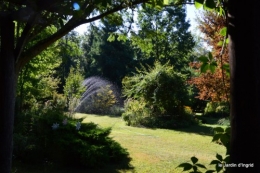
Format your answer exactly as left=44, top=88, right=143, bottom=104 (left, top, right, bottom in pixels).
left=17, top=0, right=150, bottom=71
left=15, top=12, right=39, bottom=62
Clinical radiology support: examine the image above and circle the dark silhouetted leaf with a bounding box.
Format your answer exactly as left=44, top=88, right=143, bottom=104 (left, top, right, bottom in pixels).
left=177, top=163, right=193, bottom=171
left=196, top=163, right=207, bottom=169
left=216, top=153, right=223, bottom=161
left=214, top=127, right=224, bottom=133
left=191, top=156, right=198, bottom=164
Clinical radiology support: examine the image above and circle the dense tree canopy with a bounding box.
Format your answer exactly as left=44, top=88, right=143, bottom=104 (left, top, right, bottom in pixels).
left=130, top=5, right=195, bottom=71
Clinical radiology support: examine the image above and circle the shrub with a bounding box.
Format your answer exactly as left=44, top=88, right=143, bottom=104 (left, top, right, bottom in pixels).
left=75, top=76, right=123, bottom=116
left=204, top=102, right=229, bottom=117
left=13, top=100, right=129, bottom=169
left=84, top=85, right=118, bottom=115
left=218, top=117, right=230, bottom=126
left=122, top=61, right=196, bottom=128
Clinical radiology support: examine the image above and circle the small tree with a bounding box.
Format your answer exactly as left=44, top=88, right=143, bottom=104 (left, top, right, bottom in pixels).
left=64, top=65, right=85, bottom=115
left=189, top=11, right=230, bottom=103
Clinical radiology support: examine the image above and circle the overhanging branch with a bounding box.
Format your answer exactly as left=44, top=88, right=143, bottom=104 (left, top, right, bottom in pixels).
left=16, top=0, right=190, bottom=71
left=16, top=0, right=150, bottom=71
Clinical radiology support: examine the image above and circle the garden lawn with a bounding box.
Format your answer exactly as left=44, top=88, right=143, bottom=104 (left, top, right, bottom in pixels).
left=76, top=113, right=226, bottom=173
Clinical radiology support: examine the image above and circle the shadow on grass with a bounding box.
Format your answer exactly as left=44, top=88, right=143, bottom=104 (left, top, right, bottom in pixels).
left=195, top=116, right=222, bottom=125
left=173, top=116, right=230, bottom=136
left=175, top=124, right=215, bottom=136
left=13, top=156, right=135, bottom=173
left=75, top=113, right=122, bottom=119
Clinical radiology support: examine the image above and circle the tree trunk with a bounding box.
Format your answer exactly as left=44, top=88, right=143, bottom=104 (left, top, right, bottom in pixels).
left=228, top=0, right=260, bottom=172
left=0, top=18, right=16, bottom=173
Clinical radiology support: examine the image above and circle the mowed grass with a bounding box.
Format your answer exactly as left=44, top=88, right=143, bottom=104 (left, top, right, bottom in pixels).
left=76, top=113, right=226, bottom=173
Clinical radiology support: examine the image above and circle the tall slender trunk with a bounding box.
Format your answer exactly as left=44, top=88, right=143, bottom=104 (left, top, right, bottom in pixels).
left=228, top=0, right=260, bottom=172
left=0, top=18, right=16, bottom=173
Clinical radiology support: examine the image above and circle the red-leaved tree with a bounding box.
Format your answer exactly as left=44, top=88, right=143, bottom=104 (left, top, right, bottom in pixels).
left=189, top=11, right=230, bottom=102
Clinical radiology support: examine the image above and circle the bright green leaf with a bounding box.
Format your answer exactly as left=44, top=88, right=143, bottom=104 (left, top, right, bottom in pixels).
left=107, top=33, right=116, bottom=42
left=195, top=1, right=203, bottom=9
left=217, top=41, right=223, bottom=47
left=164, top=0, right=169, bottom=5
left=220, top=27, right=227, bottom=36
left=117, top=34, right=127, bottom=42
left=216, top=6, right=224, bottom=16
left=226, top=38, right=229, bottom=44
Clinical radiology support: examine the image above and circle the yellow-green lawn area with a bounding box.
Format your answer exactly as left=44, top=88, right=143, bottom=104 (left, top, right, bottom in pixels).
left=76, top=113, right=226, bottom=173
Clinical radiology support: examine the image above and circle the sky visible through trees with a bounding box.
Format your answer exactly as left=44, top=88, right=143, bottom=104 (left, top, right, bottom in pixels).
left=74, top=5, right=197, bottom=34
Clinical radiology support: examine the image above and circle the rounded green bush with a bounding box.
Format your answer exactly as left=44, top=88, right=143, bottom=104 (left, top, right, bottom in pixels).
left=122, top=61, right=195, bottom=128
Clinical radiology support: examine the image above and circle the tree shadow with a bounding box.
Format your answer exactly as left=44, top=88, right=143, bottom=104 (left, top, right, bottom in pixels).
left=174, top=124, right=215, bottom=136
left=13, top=155, right=135, bottom=173
left=56, top=156, right=135, bottom=173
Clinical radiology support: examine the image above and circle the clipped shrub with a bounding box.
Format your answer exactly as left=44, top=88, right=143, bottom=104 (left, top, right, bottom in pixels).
left=122, top=61, right=196, bottom=129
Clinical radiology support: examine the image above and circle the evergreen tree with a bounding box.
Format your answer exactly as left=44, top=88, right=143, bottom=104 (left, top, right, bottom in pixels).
left=83, top=22, right=136, bottom=87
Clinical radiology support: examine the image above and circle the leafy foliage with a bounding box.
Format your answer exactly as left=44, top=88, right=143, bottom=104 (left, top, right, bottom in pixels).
left=189, top=11, right=230, bottom=102
left=16, top=40, right=62, bottom=114
left=64, top=65, right=85, bottom=100
left=63, top=65, right=86, bottom=116
left=55, top=31, right=85, bottom=92
left=13, top=101, right=130, bottom=169
left=130, top=5, right=195, bottom=72
left=204, top=102, right=229, bottom=118
left=177, top=126, right=230, bottom=173
left=177, top=156, right=207, bottom=173
left=84, top=85, right=119, bottom=115
left=122, top=61, right=195, bottom=128
left=82, top=21, right=136, bottom=87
